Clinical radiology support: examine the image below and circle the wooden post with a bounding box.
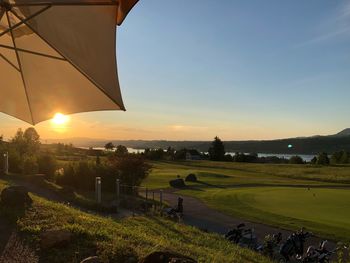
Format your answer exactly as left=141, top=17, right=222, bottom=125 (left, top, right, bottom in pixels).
left=95, top=177, right=101, bottom=203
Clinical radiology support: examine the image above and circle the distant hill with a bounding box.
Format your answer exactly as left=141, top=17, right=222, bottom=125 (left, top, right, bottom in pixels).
left=335, top=128, right=350, bottom=137
left=44, top=129, right=350, bottom=155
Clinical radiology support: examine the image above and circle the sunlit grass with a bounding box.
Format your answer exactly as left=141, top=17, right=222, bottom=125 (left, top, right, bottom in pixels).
left=0, top=179, right=271, bottom=263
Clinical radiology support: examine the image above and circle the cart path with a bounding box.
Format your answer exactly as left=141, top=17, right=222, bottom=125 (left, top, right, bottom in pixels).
left=161, top=190, right=337, bottom=249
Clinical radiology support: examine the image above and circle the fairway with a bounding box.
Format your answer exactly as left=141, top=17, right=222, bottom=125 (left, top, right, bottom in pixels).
left=144, top=161, right=350, bottom=241
left=144, top=161, right=350, bottom=189
left=183, top=186, right=350, bottom=241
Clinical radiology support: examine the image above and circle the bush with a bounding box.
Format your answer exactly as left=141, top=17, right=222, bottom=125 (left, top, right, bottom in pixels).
left=169, top=178, right=186, bottom=188
left=56, top=156, right=151, bottom=193
left=289, top=156, right=304, bottom=164
left=38, top=153, right=57, bottom=179
left=22, top=155, right=38, bottom=175
left=109, top=155, right=151, bottom=186
left=8, top=148, right=22, bottom=173
left=185, top=173, right=197, bottom=182
left=316, top=152, right=330, bottom=165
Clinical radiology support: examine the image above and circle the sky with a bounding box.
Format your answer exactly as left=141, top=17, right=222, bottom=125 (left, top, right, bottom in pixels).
left=1, top=0, right=350, bottom=141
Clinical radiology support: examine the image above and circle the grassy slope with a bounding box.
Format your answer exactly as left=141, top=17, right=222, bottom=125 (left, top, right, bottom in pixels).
left=143, top=161, right=350, bottom=241
left=0, top=179, right=270, bottom=263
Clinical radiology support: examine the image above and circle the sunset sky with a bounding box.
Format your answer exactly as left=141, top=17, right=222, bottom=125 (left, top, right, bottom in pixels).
left=1, top=0, right=350, bottom=141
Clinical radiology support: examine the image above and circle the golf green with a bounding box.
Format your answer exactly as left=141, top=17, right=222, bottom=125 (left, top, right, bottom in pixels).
left=184, top=186, right=350, bottom=240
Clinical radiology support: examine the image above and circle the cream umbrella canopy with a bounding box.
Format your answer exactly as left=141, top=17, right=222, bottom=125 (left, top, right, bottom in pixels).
left=0, top=0, right=138, bottom=125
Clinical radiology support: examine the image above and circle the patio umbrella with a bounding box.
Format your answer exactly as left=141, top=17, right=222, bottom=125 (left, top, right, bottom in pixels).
left=0, top=0, right=138, bottom=125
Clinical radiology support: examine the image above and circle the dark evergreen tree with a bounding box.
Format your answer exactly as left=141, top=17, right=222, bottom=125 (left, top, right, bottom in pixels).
left=208, top=136, right=225, bottom=161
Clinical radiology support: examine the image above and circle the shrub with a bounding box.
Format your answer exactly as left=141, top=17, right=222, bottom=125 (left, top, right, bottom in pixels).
left=185, top=173, right=197, bottom=182
left=289, top=155, right=304, bottom=164
left=169, top=178, right=186, bottom=188
left=22, top=155, right=38, bottom=175
left=7, top=148, right=22, bottom=173
left=108, top=155, right=151, bottom=186
left=38, top=153, right=57, bottom=179
left=316, top=152, right=330, bottom=165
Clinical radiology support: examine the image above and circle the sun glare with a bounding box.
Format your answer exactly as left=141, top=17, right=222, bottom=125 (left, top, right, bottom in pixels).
left=51, top=113, right=70, bottom=126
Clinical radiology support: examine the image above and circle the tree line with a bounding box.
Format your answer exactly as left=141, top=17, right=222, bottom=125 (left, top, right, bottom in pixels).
left=0, top=128, right=151, bottom=193
left=107, top=136, right=349, bottom=166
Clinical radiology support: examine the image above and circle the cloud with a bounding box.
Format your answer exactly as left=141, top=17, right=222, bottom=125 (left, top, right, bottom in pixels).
left=296, top=1, right=350, bottom=47
left=168, top=125, right=208, bottom=132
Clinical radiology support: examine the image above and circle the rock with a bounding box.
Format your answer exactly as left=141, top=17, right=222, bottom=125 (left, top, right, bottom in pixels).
left=139, top=251, right=196, bottom=263
left=185, top=174, right=197, bottom=182
left=169, top=179, right=186, bottom=188
left=0, top=186, right=32, bottom=207
left=40, top=229, right=72, bottom=249
left=80, top=256, right=100, bottom=263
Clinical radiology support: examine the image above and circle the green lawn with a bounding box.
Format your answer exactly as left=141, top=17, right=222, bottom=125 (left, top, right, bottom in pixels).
left=144, top=161, right=350, bottom=189
left=0, top=178, right=270, bottom=263
left=143, top=161, right=350, bottom=241
left=183, top=186, right=350, bottom=241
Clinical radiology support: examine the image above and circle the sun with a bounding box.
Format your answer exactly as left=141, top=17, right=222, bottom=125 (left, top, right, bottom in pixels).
left=51, top=113, right=70, bottom=125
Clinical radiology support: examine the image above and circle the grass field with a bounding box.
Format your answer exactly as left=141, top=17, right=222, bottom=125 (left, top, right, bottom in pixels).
left=0, top=179, right=270, bottom=263
left=143, top=161, right=350, bottom=241
left=144, top=161, right=350, bottom=189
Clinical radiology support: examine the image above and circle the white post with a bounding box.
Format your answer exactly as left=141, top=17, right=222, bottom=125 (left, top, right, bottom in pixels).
left=4, top=152, right=8, bottom=175
left=95, top=177, right=101, bottom=203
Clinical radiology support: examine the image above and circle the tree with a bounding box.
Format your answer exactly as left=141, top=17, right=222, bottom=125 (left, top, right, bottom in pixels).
left=11, top=128, right=40, bottom=157
left=23, top=127, right=40, bottom=154
left=339, top=151, right=349, bottom=164
left=166, top=146, right=175, bottom=160
left=11, top=128, right=27, bottom=156
left=289, top=155, right=304, bottom=164
left=208, top=136, right=225, bottom=161
left=109, top=155, right=152, bottom=186
left=104, top=142, right=115, bottom=151
left=115, top=145, right=128, bottom=157
left=316, top=152, right=330, bottom=165
left=310, top=156, right=317, bottom=164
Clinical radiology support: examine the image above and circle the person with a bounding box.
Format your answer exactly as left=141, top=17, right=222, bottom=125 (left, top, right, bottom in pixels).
left=166, top=197, right=183, bottom=219
left=176, top=197, right=183, bottom=214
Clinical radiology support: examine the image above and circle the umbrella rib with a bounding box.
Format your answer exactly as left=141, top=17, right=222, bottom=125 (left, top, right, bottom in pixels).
left=10, top=8, right=125, bottom=111
left=0, top=52, right=20, bottom=71
left=10, top=1, right=118, bottom=7
left=0, top=5, right=51, bottom=38
left=5, top=10, right=34, bottom=124
left=0, top=44, right=66, bottom=61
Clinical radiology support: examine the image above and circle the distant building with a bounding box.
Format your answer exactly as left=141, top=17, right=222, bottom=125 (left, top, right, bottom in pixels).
left=186, top=149, right=201, bottom=160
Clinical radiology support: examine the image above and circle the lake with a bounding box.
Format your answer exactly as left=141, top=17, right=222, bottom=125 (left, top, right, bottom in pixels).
left=82, top=147, right=315, bottom=162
